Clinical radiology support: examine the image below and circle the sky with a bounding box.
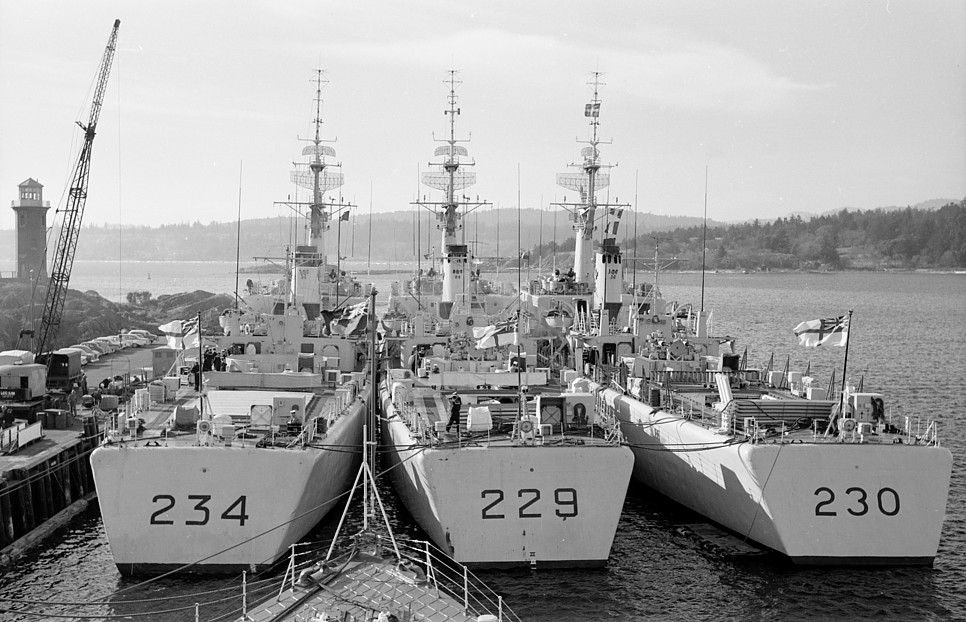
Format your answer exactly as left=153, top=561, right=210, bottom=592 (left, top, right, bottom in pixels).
left=1, top=0, right=964, bottom=229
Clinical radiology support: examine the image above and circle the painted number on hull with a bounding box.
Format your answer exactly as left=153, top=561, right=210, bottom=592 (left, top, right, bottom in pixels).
left=150, top=494, right=250, bottom=526
left=481, top=488, right=578, bottom=519
left=813, top=487, right=900, bottom=517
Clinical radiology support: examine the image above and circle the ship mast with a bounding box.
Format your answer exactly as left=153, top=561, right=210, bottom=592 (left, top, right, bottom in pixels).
left=414, top=70, right=490, bottom=318
left=273, top=69, right=355, bottom=315
left=307, top=70, right=335, bottom=252
left=553, top=72, right=627, bottom=287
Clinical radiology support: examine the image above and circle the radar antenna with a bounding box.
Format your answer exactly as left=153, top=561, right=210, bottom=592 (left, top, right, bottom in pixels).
left=412, top=70, right=490, bottom=311
left=551, top=72, right=629, bottom=286
left=283, top=69, right=345, bottom=249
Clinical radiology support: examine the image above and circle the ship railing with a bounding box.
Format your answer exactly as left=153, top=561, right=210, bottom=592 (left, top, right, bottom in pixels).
left=388, top=536, right=521, bottom=621
left=652, top=369, right=747, bottom=386
left=908, top=416, right=941, bottom=446
left=275, top=536, right=521, bottom=621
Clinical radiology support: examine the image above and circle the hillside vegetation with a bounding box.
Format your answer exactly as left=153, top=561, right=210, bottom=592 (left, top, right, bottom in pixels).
left=531, top=200, right=966, bottom=271
left=1, top=201, right=961, bottom=272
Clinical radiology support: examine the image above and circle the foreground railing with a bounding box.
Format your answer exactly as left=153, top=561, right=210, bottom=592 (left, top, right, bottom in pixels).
left=275, top=534, right=521, bottom=621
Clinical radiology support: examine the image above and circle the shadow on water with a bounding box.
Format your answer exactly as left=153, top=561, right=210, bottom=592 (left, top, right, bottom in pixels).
left=473, top=482, right=955, bottom=622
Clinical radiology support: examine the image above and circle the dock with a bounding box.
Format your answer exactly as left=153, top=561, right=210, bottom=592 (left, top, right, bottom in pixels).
left=0, top=413, right=101, bottom=564
left=0, top=344, right=194, bottom=566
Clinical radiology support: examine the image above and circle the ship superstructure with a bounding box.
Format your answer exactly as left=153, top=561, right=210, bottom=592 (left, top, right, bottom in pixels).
left=91, top=74, right=374, bottom=575
left=379, top=72, right=634, bottom=569
left=245, top=70, right=365, bottom=318
left=591, top=299, right=952, bottom=564
left=386, top=71, right=515, bottom=337
left=520, top=72, right=951, bottom=565
left=520, top=72, right=639, bottom=375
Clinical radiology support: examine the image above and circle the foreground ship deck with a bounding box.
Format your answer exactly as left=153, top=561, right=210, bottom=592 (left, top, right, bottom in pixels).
left=243, top=534, right=518, bottom=622
left=239, top=436, right=519, bottom=622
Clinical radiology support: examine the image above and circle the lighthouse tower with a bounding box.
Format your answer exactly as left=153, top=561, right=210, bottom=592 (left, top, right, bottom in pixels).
left=10, top=178, right=50, bottom=281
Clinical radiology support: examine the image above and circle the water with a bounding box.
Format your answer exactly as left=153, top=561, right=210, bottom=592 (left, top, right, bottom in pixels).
left=0, top=269, right=964, bottom=621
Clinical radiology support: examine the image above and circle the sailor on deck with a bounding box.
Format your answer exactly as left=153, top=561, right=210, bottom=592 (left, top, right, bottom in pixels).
left=446, top=391, right=462, bottom=434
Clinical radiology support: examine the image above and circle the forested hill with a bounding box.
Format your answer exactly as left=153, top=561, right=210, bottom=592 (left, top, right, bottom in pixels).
left=0, top=209, right=715, bottom=264
left=532, top=199, right=966, bottom=271
left=1, top=201, right=963, bottom=270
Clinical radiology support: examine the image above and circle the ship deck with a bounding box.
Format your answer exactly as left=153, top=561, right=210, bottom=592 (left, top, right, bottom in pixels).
left=650, top=381, right=928, bottom=446
left=101, top=375, right=349, bottom=449
left=388, top=371, right=620, bottom=449
left=243, top=536, right=518, bottom=622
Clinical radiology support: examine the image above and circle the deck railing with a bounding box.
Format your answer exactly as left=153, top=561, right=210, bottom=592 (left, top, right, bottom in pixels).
left=275, top=535, right=522, bottom=621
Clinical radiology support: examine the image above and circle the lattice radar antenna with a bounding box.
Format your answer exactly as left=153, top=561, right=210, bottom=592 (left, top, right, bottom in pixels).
left=291, top=168, right=344, bottom=192
left=421, top=169, right=476, bottom=191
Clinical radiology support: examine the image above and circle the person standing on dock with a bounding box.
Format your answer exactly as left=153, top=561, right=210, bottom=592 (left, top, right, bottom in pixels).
left=446, top=391, right=462, bottom=434
left=68, top=384, right=80, bottom=418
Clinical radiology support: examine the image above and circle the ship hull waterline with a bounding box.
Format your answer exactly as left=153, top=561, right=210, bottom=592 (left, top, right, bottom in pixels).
left=92, top=404, right=365, bottom=575
left=380, top=398, right=634, bottom=569
left=605, top=387, right=953, bottom=566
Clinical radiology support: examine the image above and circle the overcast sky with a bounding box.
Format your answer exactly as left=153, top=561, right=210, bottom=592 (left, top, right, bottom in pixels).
left=1, top=0, right=963, bottom=229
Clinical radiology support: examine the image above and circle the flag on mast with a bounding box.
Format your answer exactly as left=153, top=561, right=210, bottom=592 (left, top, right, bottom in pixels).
left=158, top=317, right=199, bottom=350
left=472, top=319, right=518, bottom=350
left=794, top=315, right=849, bottom=347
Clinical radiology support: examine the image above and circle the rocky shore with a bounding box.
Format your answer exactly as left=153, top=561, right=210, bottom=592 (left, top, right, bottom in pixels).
left=0, top=280, right=233, bottom=351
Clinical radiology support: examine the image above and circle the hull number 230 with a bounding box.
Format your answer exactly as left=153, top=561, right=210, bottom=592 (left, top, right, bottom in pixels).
left=813, top=486, right=900, bottom=517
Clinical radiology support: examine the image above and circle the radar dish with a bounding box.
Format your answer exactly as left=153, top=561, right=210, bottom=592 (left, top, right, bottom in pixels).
left=302, top=145, right=337, bottom=158
left=434, top=145, right=469, bottom=157
left=556, top=172, right=609, bottom=192
left=291, top=169, right=344, bottom=191
left=421, top=169, right=476, bottom=191
left=580, top=146, right=598, bottom=160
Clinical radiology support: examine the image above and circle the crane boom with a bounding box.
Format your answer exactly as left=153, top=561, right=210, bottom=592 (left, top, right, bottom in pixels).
left=34, top=19, right=120, bottom=357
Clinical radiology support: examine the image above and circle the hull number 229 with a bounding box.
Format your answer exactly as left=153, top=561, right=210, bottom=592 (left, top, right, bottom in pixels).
left=481, top=488, right=578, bottom=520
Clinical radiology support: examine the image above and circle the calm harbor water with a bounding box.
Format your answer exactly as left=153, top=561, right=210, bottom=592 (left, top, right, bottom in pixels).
left=0, top=268, right=963, bottom=621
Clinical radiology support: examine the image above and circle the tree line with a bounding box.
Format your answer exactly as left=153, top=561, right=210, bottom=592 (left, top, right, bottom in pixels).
left=530, top=200, right=966, bottom=271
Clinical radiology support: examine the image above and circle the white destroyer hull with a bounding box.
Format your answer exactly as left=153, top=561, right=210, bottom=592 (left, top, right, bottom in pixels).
left=380, top=397, right=633, bottom=568
left=92, top=404, right=364, bottom=575
left=605, top=387, right=953, bottom=564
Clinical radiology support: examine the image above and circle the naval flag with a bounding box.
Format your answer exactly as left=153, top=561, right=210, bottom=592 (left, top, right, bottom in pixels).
left=584, top=102, right=601, bottom=117
left=330, top=300, right=369, bottom=337
left=472, top=318, right=518, bottom=350
left=157, top=317, right=200, bottom=350
left=793, top=315, right=849, bottom=348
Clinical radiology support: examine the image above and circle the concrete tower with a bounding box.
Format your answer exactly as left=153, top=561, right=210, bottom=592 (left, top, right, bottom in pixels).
left=10, top=178, right=50, bottom=280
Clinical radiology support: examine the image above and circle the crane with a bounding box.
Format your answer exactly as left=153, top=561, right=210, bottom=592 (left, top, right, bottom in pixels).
left=33, top=19, right=120, bottom=357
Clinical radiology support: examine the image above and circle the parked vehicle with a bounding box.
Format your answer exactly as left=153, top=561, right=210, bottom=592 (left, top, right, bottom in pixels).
left=92, top=337, right=120, bottom=353
left=70, top=344, right=100, bottom=363
left=119, top=334, right=149, bottom=348
left=82, top=341, right=112, bottom=356
left=126, top=329, right=157, bottom=343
